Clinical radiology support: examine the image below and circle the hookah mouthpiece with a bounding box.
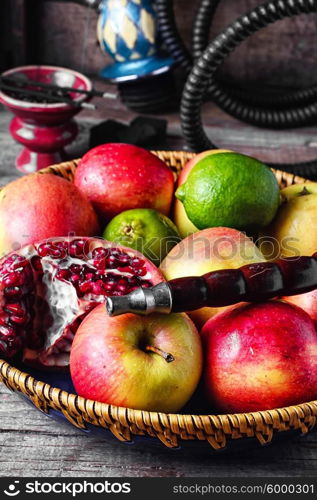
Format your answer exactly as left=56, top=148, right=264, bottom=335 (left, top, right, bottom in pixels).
left=106, top=282, right=172, bottom=317
left=106, top=255, right=317, bottom=317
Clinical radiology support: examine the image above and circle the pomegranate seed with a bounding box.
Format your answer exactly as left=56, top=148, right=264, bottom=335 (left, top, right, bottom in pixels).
left=92, top=281, right=105, bottom=295
left=0, top=314, right=9, bottom=325
left=106, top=255, right=119, bottom=268
left=117, top=254, right=130, bottom=265
left=135, top=267, right=147, bottom=277
left=70, top=274, right=80, bottom=283
left=69, top=239, right=87, bottom=258
left=10, top=315, right=28, bottom=324
left=52, top=248, right=64, bottom=258
left=85, top=272, right=94, bottom=280
left=104, top=274, right=117, bottom=285
left=70, top=264, right=81, bottom=274
left=4, top=287, right=22, bottom=298
left=0, top=325, right=15, bottom=338
left=38, top=242, right=67, bottom=259
left=2, top=272, right=25, bottom=287
left=78, top=281, right=92, bottom=294
left=104, top=283, right=115, bottom=292
left=92, top=247, right=109, bottom=259
left=3, top=254, right=20, bottom=265
left=5, top=303, right=24, bottom=315
left=6, top=255, right=28, bottom=271
left=56, top=269, right=71, bottom=281
left=92, top=258, right=106, bottom=270
left=131, top=257, right=144, bottom=269
left=37, top=243, right=52, bottom=257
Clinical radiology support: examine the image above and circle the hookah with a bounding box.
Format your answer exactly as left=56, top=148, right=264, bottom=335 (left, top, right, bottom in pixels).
left=44, top=0, right=176, bottom=113
left=155, top=0, right=317, bottom=179
left=43, top=0, right=317, bottom=177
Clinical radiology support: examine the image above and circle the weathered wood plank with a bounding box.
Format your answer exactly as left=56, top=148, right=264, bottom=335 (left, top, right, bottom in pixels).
left=2, top=385, right=317, bottom=478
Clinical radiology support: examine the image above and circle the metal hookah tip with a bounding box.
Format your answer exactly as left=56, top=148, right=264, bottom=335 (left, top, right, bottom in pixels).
left=106, top=282, right=172, bottom=317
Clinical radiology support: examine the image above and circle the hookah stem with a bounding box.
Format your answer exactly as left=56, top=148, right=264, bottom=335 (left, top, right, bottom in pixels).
left=1, top=77, right=113, bottom=99
left=0, top=81, right=95, bottom=109
left=106, top=254, right=317, bottom=316
left=42, top=0, right=101, bottom=7
left=169, top=255, right=317, bottom=313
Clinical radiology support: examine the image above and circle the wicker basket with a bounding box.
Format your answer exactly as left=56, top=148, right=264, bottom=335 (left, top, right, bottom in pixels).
left=0, top=150, right=315, bottom=451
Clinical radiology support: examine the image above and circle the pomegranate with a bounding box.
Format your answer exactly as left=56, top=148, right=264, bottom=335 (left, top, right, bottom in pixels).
left=0, top=237, right=163, bottom=369
left=0, top=174, right=100, bottom=257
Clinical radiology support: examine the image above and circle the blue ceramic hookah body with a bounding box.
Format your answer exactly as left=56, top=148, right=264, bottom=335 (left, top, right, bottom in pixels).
left=97, top=0, right=174, bottom=81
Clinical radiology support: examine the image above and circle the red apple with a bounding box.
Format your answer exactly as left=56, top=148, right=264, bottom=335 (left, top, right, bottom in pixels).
left=0, top=174, right=99, bottom=257
left=70, top=305, right=203, bottom=413
left=283, top=291, right=317, bottom=326
left=74, top=143, right=175, bottom=223
left=202, top=301, right=317, bottom=413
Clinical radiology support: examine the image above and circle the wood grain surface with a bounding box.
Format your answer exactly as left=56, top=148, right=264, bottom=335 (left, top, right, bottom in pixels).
left=1, top=93, right=317, bottom=477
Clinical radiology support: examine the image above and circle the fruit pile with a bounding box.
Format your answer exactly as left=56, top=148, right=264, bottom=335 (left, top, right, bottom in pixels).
left=1, top=144, right=317, bottom=415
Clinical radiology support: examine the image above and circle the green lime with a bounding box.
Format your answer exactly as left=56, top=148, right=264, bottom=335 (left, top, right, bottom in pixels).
left=176, top=152, right=280, bottom=232
left=103, top=208, right=181, bottom=266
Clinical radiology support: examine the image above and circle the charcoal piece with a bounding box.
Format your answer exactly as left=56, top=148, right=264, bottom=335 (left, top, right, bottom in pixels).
left=89, top=120, right=128, bottom=148
left=89, top=116, right=167, bottom=149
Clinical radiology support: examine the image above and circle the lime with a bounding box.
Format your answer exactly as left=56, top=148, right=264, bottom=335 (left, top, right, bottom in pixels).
left=103, top=208, right=181, bottom=266
left=176, top=152, right=280, bottom=232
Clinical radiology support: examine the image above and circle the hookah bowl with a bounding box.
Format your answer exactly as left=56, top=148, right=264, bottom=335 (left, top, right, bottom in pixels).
left=97, top=0, right=176, bottom=112
left=0, top=65, right=92, bottom=173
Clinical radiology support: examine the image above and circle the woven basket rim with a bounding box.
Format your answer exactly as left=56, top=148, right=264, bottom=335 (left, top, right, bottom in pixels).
left=0, top=150, right=314, bottom=448
left=1, top=357, right=317, bottom=421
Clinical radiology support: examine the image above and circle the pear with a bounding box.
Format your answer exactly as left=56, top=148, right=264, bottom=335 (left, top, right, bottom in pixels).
left=260, top=182, right=317, bottom=259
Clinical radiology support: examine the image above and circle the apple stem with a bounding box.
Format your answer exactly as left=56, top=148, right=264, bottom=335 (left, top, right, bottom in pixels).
left=145, top=345, right=175, bottom=363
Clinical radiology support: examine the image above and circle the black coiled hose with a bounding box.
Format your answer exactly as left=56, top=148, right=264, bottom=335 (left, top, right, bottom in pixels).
left=156, top=0, right=317, bottom=178
left=192, top=0, right=317, bottom=110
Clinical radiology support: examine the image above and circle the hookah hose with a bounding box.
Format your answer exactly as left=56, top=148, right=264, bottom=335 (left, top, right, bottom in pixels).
left=156, top=0, right=317, bottom=179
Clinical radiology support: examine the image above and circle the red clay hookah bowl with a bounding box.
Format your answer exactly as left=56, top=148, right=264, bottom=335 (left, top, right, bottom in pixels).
left=0, top=65, right=92, bottom=173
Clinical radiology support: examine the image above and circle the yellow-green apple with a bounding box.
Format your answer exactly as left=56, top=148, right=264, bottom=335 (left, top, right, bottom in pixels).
left=70, top=304, right=203, bottom=413
left=74, top=143, right=175, bottom=223
left=201, top=300, right=317, bottom=413
left=160, top=227, right=265, bottom=329
left=260, top=182, right=317, bottom=260
left=174, top=150, right=231, bottom=238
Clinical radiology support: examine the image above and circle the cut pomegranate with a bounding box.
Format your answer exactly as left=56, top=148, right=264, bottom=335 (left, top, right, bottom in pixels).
left=0, top=237, right=164, bottom=369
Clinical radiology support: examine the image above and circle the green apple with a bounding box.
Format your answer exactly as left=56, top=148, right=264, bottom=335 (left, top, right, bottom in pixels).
left=70, top=304, right=203, bottom=413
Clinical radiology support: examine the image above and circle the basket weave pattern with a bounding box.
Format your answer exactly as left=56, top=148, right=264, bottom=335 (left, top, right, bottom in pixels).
left=0, top=150, right=315, bottom=450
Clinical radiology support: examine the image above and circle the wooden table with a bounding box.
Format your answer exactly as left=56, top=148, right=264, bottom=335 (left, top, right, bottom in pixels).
left=1, top=95, right=317, bottom=477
